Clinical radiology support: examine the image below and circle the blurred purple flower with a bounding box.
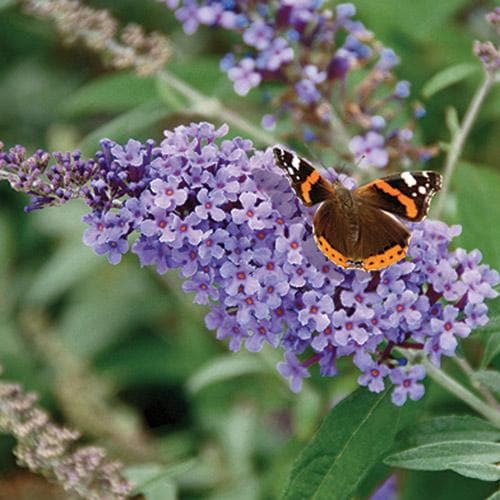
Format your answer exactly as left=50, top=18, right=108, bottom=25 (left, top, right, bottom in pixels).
left=228, top=58, right=262, bottom=95
left=349, top=132, right=389, bottom=169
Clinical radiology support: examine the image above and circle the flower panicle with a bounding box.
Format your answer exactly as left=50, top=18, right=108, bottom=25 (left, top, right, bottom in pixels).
left=0, top=376, right=132, bottom=498
left=0, top=142, right=97, bottom=212
left=164, top=1, right=436, bottom=168
left=22, top=0, right=171, bottom=75
left=4, top=122, right=498, bottom=406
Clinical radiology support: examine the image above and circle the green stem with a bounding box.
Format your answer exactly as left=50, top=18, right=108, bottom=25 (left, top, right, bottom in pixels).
left=434, top=71, right=495, bottom=218
left=400, top=349, right=500, bottom=428
left=328, top=106, right=353, bottom=158
left=158, top=69, right=279, bottom=147
left=453, top=356, right=500, bottom=410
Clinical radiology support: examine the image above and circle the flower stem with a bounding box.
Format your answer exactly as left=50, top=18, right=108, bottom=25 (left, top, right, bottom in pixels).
left=158, top=69, right=279, bottom=147
left=434, top=71, right=495, bottom=218
left=453, top=356, right=500, bottom=410
left=400, top=349, right=500, bottom=427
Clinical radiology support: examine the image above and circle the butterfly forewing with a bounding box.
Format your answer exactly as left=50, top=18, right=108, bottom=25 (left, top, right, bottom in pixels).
left=273, top=147, right=333, bottom=207
left=353, top=171, right=442, bottom=222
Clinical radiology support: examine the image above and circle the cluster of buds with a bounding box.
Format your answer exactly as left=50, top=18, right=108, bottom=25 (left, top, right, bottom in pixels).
left=473, top=7, right=500, bottom=75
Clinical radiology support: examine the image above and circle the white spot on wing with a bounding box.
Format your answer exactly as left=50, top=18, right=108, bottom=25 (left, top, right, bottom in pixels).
left=418, top=186, right=426, bottom=194
left=401, top=172, right=417, bottom=187
left=291, top=155, right=301, bottom=169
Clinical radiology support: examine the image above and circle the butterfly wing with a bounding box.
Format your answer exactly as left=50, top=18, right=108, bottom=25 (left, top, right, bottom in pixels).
left=351, top=203, right=411, bottom=271
left=313, top=198, right=357, bottom=269
left=353, top=171, right=442, bottom=221
left=273, top=147, right=334, bottom=207
left=313, top=200, right=411, bottom=271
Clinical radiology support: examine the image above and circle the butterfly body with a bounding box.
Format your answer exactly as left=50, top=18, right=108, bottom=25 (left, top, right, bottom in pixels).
left=273, top=147, right=442, bottom=272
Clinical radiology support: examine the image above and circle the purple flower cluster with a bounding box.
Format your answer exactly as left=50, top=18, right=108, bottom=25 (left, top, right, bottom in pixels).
left=164, top=1, right=436, bottom=168
left=1, top=123, right=498, bottom=406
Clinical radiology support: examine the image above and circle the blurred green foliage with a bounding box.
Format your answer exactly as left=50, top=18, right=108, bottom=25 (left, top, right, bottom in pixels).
left=0, top=0, right=499, bottom=498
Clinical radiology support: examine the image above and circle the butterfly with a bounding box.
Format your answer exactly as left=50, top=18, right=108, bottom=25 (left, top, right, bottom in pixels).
left=273, top=147, right=442, bottom=272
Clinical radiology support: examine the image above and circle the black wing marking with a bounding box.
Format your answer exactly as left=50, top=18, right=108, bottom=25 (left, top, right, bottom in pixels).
left=273, top=147, right=333, bottom=207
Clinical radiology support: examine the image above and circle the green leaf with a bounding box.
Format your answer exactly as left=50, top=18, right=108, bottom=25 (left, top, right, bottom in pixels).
left=384, top=440, right=500, bottom=477
left=25, top=240, right=100, bottom=305
left=448, top=462, right=500, bottom=482
left=445, top=106, right=460, bottom=136
left=472, top=370, right=500, bottom=397
left=401, top=416, right=500, bottom=446
left=486, top=491, right=500, bottom=500
left=403, top=469, right=497, bottom=500
left=352, top=0, right=472, bottom=42
left=155, top=75, right=187, bottom=112
left=58, top=264, right=168, bottom=357
left=167, top=58, right=230, bottom=97
left=125, top=463, right=181, bottom=500
left=482, top=331, right=500, bottom=368
left=78, top=100, right=170, bottom=155
left=187, top=353, right=268, bottom=394
left=61, top=72, right=157, bottom=116
left=293, top=385, right=322, bottom=440
left=455, top=162, right=500, bottom=269
left=422, top=63, right=479, bottom=98
left=283, top=388, right=401, bottom=500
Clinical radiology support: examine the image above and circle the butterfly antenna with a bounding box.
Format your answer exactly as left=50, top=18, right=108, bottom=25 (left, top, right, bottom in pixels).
left=355, top=154, right=366, bottom=168
left=302, top=142, right=327, bottom=170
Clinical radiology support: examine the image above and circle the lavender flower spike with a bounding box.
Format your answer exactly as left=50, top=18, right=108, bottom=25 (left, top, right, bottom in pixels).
left=1, top=122, right=498, bottom=405
left=0, top=376, right=132, bottom=498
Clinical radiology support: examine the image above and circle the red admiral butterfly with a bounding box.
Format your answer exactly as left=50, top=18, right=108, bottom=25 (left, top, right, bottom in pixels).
left=273, top=147, right=442, bottom=271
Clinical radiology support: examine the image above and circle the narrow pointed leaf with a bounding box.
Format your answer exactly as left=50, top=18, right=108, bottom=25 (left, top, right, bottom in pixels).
left=187, top=354, right=268, bottom=394
left=455, top=162, right=500, bottom=269
left=401, top=415, right=500, bottom=445
left=283, top=388, right=401, bottom=500
left=448, top=462, right=500, bottom=482
left=384, top=440, right=500, bottom=471
left=78, top=100, right=170, bottom=155
left=472, top=370, right=500, bottom=397
left=62, top=72, right=156, bottom=116
left=422, top=63, right=478, bottom=98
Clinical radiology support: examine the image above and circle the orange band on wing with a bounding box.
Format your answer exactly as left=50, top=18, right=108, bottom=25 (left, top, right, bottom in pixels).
left=373, top=180, right=418, bottom=219
left=315, top=235, right=349, bottom=268
left=315, top=235, right=409, bottom=271
left=361, top=243, right=408, bottom=271
left=301, top=170, right=321, bottom=204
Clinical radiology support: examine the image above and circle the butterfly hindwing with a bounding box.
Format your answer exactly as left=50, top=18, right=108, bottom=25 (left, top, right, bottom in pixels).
left=313, top=198, right=355, bottom=269
left=353, top=171, right=442, bottom=222
left=273, top=147, right=333, bottom=207
left=352, top=204, right=411, bottom=271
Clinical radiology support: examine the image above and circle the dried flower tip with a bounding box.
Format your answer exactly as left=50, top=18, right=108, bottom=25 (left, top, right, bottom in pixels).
left=22, top=0, right=171, bottom=75
left=473, top=40, right=500, bottom=74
